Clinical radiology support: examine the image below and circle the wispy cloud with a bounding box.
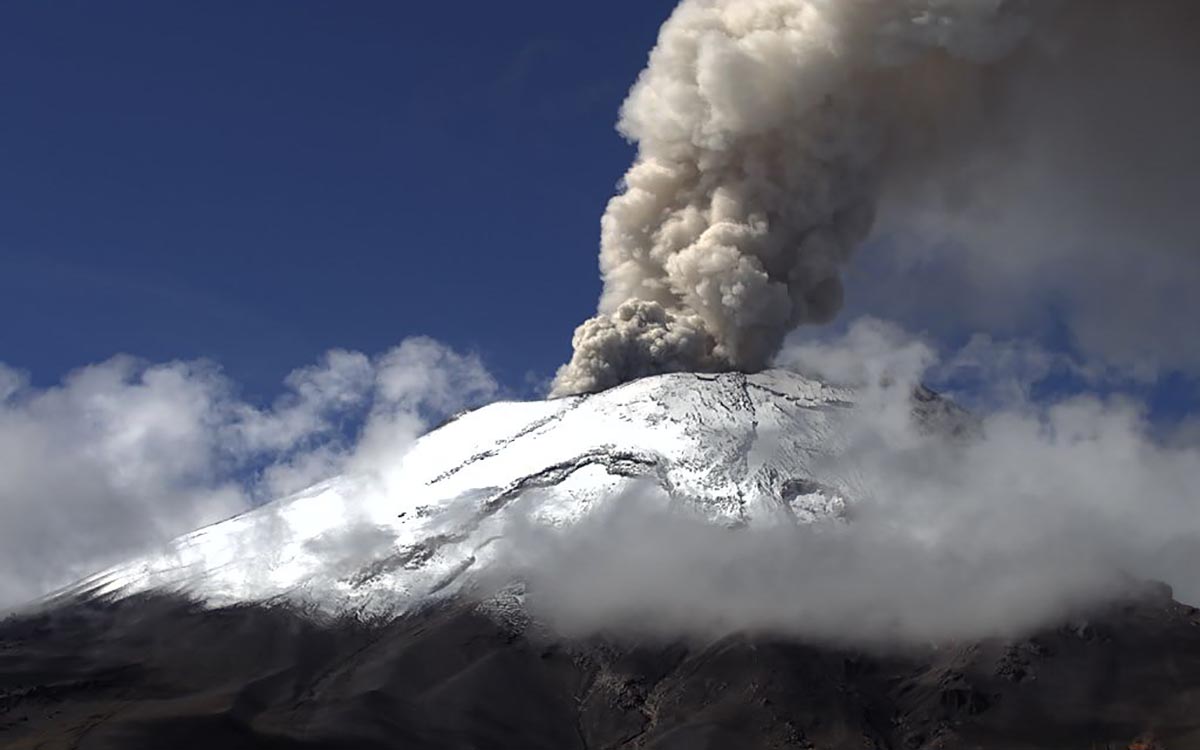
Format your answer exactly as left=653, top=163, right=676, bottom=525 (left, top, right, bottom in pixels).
left=493, top=319, right=1200, bottom=645
left=0, top=338, right=496, bottom=609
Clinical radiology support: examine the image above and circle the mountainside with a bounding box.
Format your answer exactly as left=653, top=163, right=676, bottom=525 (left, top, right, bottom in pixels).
left=59, top=370, right=864, bottom=615
left=2, top=584, right=1198, bottom=749
left=5, top=369, right=1199, bottom=750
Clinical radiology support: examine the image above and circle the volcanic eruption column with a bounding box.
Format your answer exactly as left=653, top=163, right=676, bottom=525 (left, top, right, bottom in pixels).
left=552, top=0, right=1039, bottom=396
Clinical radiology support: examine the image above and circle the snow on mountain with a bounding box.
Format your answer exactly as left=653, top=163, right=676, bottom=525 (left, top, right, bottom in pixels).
left=58, top=370, right=865, bottom=615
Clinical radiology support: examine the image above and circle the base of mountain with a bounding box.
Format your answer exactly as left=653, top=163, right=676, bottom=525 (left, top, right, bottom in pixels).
left=1, top=583, right=1196, bottom=749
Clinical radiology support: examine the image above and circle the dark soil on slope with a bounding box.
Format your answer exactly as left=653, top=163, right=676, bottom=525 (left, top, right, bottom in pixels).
left=1, top=584, right=1198, bottom=750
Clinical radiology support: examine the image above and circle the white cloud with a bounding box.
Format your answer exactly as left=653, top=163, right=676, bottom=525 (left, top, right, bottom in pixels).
left=775, top=317, right=936, bottom=390
left=0, top=338, right=496, bottom=609
left=494, top=319, right=1200, bottom=645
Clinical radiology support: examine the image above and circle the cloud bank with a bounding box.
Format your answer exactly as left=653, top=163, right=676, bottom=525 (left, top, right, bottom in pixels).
left=502, top=320, right=1200, bottom=644
left=0, top=338, right=496, bottom=609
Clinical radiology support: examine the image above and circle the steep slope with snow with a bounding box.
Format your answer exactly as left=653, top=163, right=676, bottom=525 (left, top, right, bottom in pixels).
left=61, top=370, right=863, bottom=614
left=15, top=370, right=1200, bottom=750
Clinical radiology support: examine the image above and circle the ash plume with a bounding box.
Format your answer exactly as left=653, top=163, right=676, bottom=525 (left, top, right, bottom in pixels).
left=551, top=0, right=1199, bottom=395
left=551, top=0, right=1040, bottom=396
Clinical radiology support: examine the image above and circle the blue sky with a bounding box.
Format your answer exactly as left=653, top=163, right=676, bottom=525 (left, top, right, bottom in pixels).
left=0, top=0, right=676, bottom=398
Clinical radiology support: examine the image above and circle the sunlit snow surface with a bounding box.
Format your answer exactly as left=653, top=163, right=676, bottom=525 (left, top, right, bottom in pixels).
left=62, top=371, right=861, bottom=615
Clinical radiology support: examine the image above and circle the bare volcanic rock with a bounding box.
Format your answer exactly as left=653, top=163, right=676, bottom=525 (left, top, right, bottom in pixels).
left=2, top=583, right=1199, bottom=750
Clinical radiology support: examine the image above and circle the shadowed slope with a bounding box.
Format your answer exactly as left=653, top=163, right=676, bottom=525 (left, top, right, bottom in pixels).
left=2, top=584, right=1198, bottom=750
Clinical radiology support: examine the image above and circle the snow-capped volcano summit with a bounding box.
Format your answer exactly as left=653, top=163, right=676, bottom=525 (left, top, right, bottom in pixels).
left=21, top=371, right=1200, bottom=750
left=62, top=370, right=863, bottom=614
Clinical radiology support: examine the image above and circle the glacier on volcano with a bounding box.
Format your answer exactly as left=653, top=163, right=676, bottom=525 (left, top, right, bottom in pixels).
left=55, top=370, right=884, bottom=615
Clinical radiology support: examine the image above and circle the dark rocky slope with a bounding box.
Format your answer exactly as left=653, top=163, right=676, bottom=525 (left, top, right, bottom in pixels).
left=2, top=584, right=1197, bottom=750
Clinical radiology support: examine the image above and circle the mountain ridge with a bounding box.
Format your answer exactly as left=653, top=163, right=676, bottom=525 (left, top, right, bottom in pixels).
left=53, top=369, right=865, bottom=616
left=2, top=581, right=1196, bottom=750
left=5, top=369, right=1199, bottom=749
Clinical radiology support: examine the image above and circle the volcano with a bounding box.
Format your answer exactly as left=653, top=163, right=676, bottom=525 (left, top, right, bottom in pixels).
left=3, top=370, right=1200, bottom=750
left=55, top=370, right=867, bottom=615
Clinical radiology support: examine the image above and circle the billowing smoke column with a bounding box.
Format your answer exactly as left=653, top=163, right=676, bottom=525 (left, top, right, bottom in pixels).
left=552, top=0, right=1039, bottom=396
